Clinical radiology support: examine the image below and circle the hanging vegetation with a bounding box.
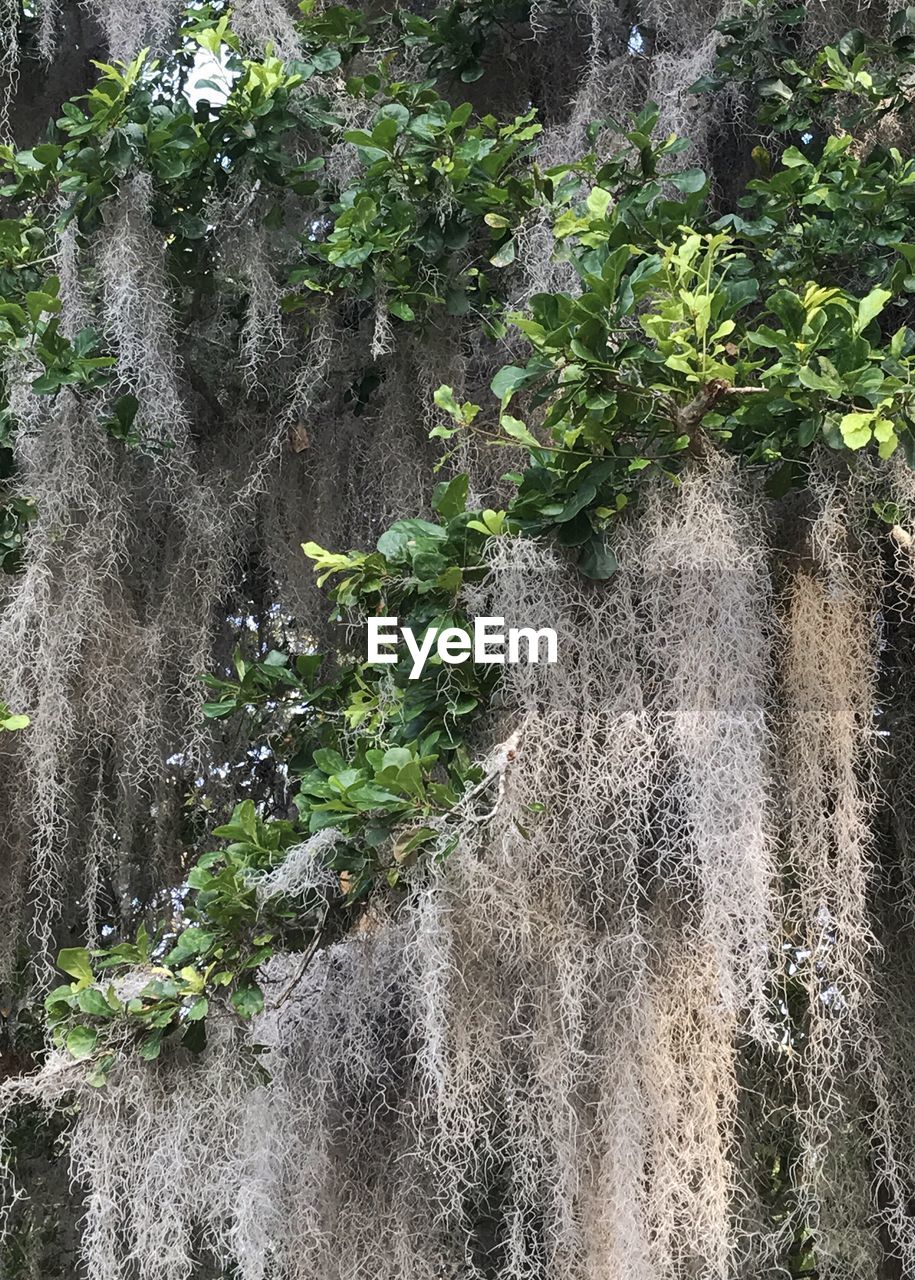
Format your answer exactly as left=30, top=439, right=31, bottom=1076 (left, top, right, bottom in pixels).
left=3, top=0, right=915, bottom=1277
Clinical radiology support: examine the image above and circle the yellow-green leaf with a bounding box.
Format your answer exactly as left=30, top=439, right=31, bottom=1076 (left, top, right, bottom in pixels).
left=839, top=410, right=873, bottom=450
left=499, top=415, right=540, bottom=449
left=855, top=286, right=891, bottom=334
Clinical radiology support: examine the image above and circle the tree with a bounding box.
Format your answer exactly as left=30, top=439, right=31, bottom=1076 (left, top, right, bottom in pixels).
left=1, top=0, right=915, bottom=1276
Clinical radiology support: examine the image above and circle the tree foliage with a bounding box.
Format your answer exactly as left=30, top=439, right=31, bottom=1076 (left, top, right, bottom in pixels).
left=3, top=2, right=915, bottom=1278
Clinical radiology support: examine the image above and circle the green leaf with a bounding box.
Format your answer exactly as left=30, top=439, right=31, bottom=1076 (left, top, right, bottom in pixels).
left=434, top=384, right=461, bottom=419
left=670, top=168, right=707, bottom=192
left=839, top=410, right=873, bottom=449
left=25, top=289, right=61, bottom=326
left=375, top=102, right=410, bottom=129
left=393, top=826, right=437, bottom=863
left=186, top=996, right=209, bottom=1021
left=235, top=799, right=258, bottom=840
left=165, top=927, right=215, bottom=967
left=586, top=186, right=612, bottom=218
left=313, top=747, right=347, bottom=775
left=500, top=415, right=540, bottom=448
left=76, top=988, right=114, bottom=1017
left=388, top=299, right=415, bottom=322
left=312, top=47, right=342, bottom=72
left=489, top=239, right=515, bottom=267
left=377, top=518, right=445, bottom=560
left=65, top=1025, right=98, bottom=1060
left=460, top=62, right=484, bottom=83
left=796, top=417, right=820, bottom=447
left=231, top=984, right=265, bottom=1019
left=182, top=1018, right=207, bottom=1053
left=555, top=482, right=597, bottom=523
left=202, top=701, right=236, bottom=719
left=45, top=984, right=76, bottom=1016
left=31, top=372, right=62, bottom=396
left=58, top=947, right=94, bottom=984
left=687, top=73, right=722, bottom=95
left=86, top=1054, right=116, bottom=1088
left=855, top=287, right=891, bottom=334
left=798, top=365, right=844, bottom=396
left=467, top=509, right=505, bottom=536
left=432, top=473, right=469, bottom=520
left=578, top=537, right=618, bottom=580
left=138, top=1030, right=164, bottom=1061
left=31, top=143, right=61, bottom=167
left=491, top=364, right=536, bottom=404
left=759, top=77, right=794, bottom=101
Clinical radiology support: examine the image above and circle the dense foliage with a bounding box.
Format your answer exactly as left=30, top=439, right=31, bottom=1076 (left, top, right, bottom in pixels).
left=31, top=27, right=915, bottom=1066
left=4, top=2, right=915, bottom=1278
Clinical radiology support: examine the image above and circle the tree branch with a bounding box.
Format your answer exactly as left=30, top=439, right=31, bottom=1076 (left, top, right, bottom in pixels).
left=675, top=379, right=767, bottom=459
